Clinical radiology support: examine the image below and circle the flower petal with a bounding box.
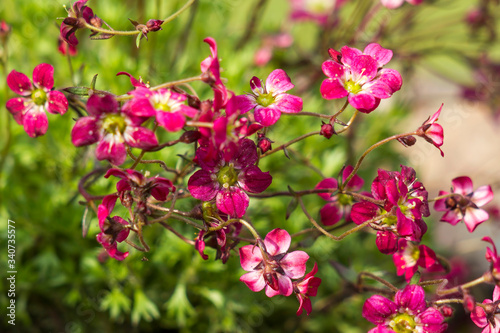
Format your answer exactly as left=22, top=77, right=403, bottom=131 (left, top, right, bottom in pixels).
left=23, top=106, right=48, bottom=137
left=264, top=228, right=291, bottom=256
left=187, top=170, right=219, bottom=201
left=280, top=250, right=309, bottom=279
left=216, top=187, right=249, bottom=218
left=238, top=165, right=272, bottom=193
left=471, top=185, right=494, bottom=207
left=240, top=270, right=266, bottom=292
left=46, top=90, right=68, bottom=115
left=32, top=63, right=54, bottom=90
left=6, top=98, right=28, bottom=125
left=71, top=116, right=100, bottom=146
left=7, top=69, right=33, bottom=95
left=320, top=78, right=348, bottom=100
left=239, top=245, right=264, bottom=271
left=254, top=106, right=281, bottom=127
left=266, top=69, right=294, bottom=94
left=274, top=94, right=303, bottom=114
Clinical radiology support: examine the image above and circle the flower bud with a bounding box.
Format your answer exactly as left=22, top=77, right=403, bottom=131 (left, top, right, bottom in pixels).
left=376, top=231, right=398, bottom=255
left=146, top=19, right=163, bottom=32
left=397, top=135, right=416, bottom=147
left=257, top=133, right=273, bottom=153
left=0, top=21, right=11, bottom=42
left=320, top=122, right=335, bottom=139
left=180, top=130, right=202, bottom=144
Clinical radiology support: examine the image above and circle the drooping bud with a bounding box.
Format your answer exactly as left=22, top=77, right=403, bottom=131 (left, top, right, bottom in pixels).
left=257, top=133, right=273, bottom=153
left=146, top=19, right=163, bottom=32
left=376, top=231, right=398, bottom=255
left=397, top=135, right=417, bottom=147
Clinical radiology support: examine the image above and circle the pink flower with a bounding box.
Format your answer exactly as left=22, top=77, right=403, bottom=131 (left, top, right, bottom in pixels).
left=239, top=228, right=309, bottom=297
left=254, top=33, right=293, bottom=67
left=315, top=165, right=364, bottom=226
left=320, top=43, right=402, bottom=113
left=96, top=195, right=130, bottom=261
left=294, top=262, right=322, bottom=316
left=289, top=0, right=349, bottom=26
left=363, top=284, right=447, bottom=333
left=483, top=237, right=500, bottom=283
left=392, top=239, right=442, bottom=281
left=434, top=176, right=494, bottom=232
left=71, top=94, right=158, bottom=166
left=188, top=139, right=272, bottom=218
left=470, top=286, right=500, bottom=333
left=234, top=69, right=303, bottom=127
left=416, top=104, right=444, bottom=156
left=128, top=87, right=198, bottom=132
left=60, top=0, right=101, bottom=47
left=380, top=0, right=423, bottom=9
left=6, top=63, right=68, bottom=137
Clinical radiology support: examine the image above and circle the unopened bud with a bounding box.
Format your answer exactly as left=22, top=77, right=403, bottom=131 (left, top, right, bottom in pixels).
left=439, top=305, right=454, bottom=318
left=320, top=122, right=335, bottom=139
left=376, top=231, right=398, bottom=255
left=180, top=130, right=202, bottom=144
left=257, top=133, right=273, bottom=153
left=397, top=135, right=416, bottom=147
left=0, top=21, right=11, bottom=42
left=328, top=48, right=342, bottom=63
left=463, top=292, right=476, bottom=313
left=146, top=19, right=163, bottom=32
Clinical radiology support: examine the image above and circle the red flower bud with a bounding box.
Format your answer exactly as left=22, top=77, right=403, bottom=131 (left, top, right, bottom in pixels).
left=320, top=122, right=335, bottom=139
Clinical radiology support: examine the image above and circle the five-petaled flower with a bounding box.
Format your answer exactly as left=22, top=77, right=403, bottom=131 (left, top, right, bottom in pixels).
left=6, top=63, right=68, bottom=138
left=96, top=194, right=130, bottom=261
left=234, top=69, right=303, bottom=127
left=188, top=138, right=272, bottom=218
left=363, top=284, right=447, bottom=333
left=320, top=43, right=402, bottom=113
left=71, top=94, right=158, bottom=165
left=60, top=0, right=102, bottom=47
left=392, top=239, right=442, bottom=281
left=470, top=285, right=500, bottom=333
left=434, top=176, right=494, bottom=232
left=294, top=262, right=321, bottom=316
left=416, top=104, right=445, bottom=157
left=239, top=228, right=309, bottom=297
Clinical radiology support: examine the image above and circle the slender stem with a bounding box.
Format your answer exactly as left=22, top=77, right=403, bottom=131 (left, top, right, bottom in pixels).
left=285, top=111, right=331, bottom=119
left=437, top=275, right=486, bottom=296
left=260, top=131, right=320, bottom=158
left=358, top=271, right=399, bottom=293
left=185, top=121, right=214, bottom=128
left=336, top=110, right=359, bottom=134
left=428, top=193, right=457, bottom=202
left=298, top=196, right=389, bottom=241
left=235, top=0, right=268, bottom=49
left=330, top=99, right=350, bottom=122
left=433, top=299, right=464, bottom=306
left=78, top=168, right=109, bottom=201
left=161, top=0, right=196, bottom=26
left=159, top=222, right=195, bottom=245
left=341, top=131, right=417, bottom=189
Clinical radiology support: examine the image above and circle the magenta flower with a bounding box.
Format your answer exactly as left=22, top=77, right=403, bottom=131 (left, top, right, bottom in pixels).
left=294, top=262, right=322, bottom=316
left=239, top=228, right=309, bottom=297
left=416, top=104, right=444, bottom=157
left=289, top=0, right=349, bottom=26
left=315, top=165, right=364, bottom=226
left=380, top=0, right=423, bottom=9
left=483, top=237, right=500, bottom=283
left=363, top=284, right=447, bottom=333
left=96, top=195, right=130, bottom=261
left=6, top=63, right=68, bottom=138
left=60, top=0, right=101, bottom=47
left=351, top=165, right=430, bottom=252
left=320, top=43, right=402, bottom=113
left=188, top=139, right=272, bottom=218
left=128, top=87, right=198, bottom=132
left=201, top=37, right=229, bottom=112
left=234, top=69, right=303, bottom=127
left=71, top=94, right=158, bottom=165
left=470, top=286, right=500, bottom=333
left=392, top=239, right=442, bottom=281
left=434, top=176, right=494, bottom=232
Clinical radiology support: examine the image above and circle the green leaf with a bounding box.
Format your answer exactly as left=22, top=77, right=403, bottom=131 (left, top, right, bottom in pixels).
left=62, top=86, right=91, bottom=96
left=90, top=74, right=98, bottom=90
left=136, top=33, right=142, bottom=48
left=131, top=289, right=160, bottom=325
left=165, top=283, right=195, bottom=326
left=101, top=288, right=131, bottom=320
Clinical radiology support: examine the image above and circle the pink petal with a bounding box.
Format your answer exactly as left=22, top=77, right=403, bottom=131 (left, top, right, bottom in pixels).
left=351, top=201, right=379, bottom=224
left=395, top=285, right=426, bottom=313
left=276, top=274, right=293, bottom=297
left=32, top=63, right=54, bottom=90
left=254, top=106, right=281, bottom=127
left=471, top=185, right=494, bottom=207
left=124, top=126, right=158, bottom=149
left=451, top=176, right=474, bottom=195
left=238, top=165, right=272, bottom=193
left=95, top=135, right=127, bottom=165
left=7, top=69, right=33, bottom=95
left=440, top=209, right=462, bottom=225
left=340, top=46, right=363, bottom=67
left=417, top=245, right=440, bottom=269
left=378, top=68, right=403, bottom=93
left=362, top=295, right=397, bottom=324
left=315, top=178, right=338, bottom=201
left=265, top=69, right=294, bottom=94
left=264, top=228, right=291, bottom=256
left=274, top=94, right=303, bottom=114
left=320, top=203, right=342, bottom=226
left=231, top=95, right=256, bottom=115
left=71, top=116, right=100, bottom=146
left=322, top=60, right=346, bottom=79
left=348, top=92, right=378, bottom=113
left=239, top=245, right=264, bottom=271
left=127, top=97, right=156, bottom=117
left=350, top=55, right=378, bottom=81
left=280, top=250, right=309, bottom=279
left=216, top=187, right=249, bottom=218
left=6, top=98, right=27, bottom=125
left=433, top=191, right=450, bottom=212
left=150, top=178, right=174, bottom=201
left=320, top=78, right=348, bottom=100
left=363, top=43, right=393, bottom=67
left=380, top=0, right=405, bottom=9
left=46, top=90, right=68, bottom=115
left=343, top=165, right=364, bottom=190
left=232, top=138, right=258, bottom=168
left=240, top=270, right=266, bottom=292
left=156, top=110, right=186, bottom=132
left=23, top=106, right=48, bottom=137
left=463, top=208, right=489, bottom=232
left=187, top=170, right=219, bottom=201
left=87, top=94, right=118, bottom=116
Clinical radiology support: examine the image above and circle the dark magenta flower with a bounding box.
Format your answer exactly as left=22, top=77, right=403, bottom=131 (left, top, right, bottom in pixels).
left=96, top=195, right=130, bottom=261
left=128, top=87, right=198, bottom=132
left=320, top=43, right=402, bottom=113
left=315, top=165, right=364, bottom=226
left=392, top=239, right=442, bottom=281
left=6, top=63, right=68, bottom=137
left=434, top=176, right=493, bottom=232
left=470, top=286, right=500, bottom=333
left=239, top=228, right=309, bottom=297
left=294, top=262, right=322, bottom=316
left=416, top=104, right=444, bottom=157
left=71, top=94, right=158, bottom=166
left=234, top=69, right=303, bottom=126
left=363, top=284, right=447, bottom=333
left=60, top=0, right=101, bottom=47
left=188, top=138, right=272, bottom=218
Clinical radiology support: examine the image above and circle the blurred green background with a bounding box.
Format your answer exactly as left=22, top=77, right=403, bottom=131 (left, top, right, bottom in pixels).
left=1, top=0, right=499, bottom=332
